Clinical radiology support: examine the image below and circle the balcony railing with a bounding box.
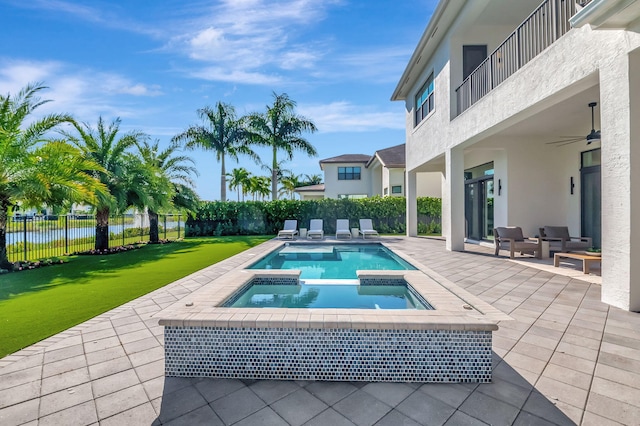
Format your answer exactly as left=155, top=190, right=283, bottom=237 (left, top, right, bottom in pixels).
left=455, top=0, right=586, bottom=116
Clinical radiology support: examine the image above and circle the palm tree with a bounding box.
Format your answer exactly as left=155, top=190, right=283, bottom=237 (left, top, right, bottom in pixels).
left=279, top=173, right=302, bottom=200
left=0, top=83, right=106, bottom=267
left=248, top=176, right=271, bottom=201
left=246, top=93, right=318, bottom=200
left=303, top=174, right=323, bottom=186
left=136, top=139, right=199, bottom=242
left=63, top=117, right=148, bottom=250
left=260, top=159, right=292, bottom=188
left=227, top=167, right=251, bottom=202
left=173, top=102, right=257, bottom=201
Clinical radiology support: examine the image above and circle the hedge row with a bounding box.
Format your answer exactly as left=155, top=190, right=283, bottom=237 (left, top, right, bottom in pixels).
left=185, top=197, right=441, bottom=237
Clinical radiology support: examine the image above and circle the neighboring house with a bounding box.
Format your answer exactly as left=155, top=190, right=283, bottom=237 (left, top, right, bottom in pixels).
left=319, top=154, right=372, bottom=200
left=294, top=184, right=325, bottom=201
left=392, top=0, right=640, bottom=311
left=295, top=145, right=442, bottom=200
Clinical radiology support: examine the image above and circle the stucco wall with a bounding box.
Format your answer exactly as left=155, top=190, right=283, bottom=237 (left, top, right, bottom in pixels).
left=322, top=163, right=371, bottom=199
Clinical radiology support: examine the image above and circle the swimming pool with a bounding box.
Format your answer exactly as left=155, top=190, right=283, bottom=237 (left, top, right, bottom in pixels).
left=246, top=243, right=417, bottom=279
left=223, top=282, right=433, bottom=309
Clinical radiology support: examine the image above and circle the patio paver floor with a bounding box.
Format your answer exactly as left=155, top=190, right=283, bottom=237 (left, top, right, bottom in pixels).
left=0, top=237, right=638, bottom=425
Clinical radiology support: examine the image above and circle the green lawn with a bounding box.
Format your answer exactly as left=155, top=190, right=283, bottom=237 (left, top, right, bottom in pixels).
left=0, top=236, right=271, bottom=358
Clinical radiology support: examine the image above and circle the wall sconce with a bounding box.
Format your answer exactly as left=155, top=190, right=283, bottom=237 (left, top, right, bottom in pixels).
left=570, top=176, right=575, bottom=195
left=498, top=179, right=502, bottom=196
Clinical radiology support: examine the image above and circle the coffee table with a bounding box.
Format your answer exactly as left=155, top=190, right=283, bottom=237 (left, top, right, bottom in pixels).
left=553, top=252, right=601, bottom=274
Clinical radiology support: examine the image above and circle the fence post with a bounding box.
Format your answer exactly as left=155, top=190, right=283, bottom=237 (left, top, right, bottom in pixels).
left=164, top=215, right=167, bottom=239
left=178, top=215, right=181, bottom=239
left=65, top=215, right=69, bottom=254
left=122, top=215, right=125, bottom=246
left=22, top=216, right=27, bottom=261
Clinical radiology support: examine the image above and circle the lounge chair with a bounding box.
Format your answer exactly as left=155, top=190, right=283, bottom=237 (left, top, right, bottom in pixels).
left=278, top=220, right=298, bottom=240
left=336, top=219, right=352, bottom=240
left=359, top=219, right=379, bottom=239
left=494, top=226, right=541, bottom=259
left=307, top=219, right=324, bottom=240
left=539, top=226, right=592, bottom=252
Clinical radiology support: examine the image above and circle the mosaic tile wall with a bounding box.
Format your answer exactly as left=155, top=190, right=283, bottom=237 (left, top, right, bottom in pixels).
left=164, top=326, right=492, bottom=383
left=359, top=278, right=406, bottom=286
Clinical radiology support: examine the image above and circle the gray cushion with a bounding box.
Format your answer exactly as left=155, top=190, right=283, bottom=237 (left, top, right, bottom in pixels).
left=543, top=226, right=571, bottom=240
left=497, top=227, right=525, bottom=241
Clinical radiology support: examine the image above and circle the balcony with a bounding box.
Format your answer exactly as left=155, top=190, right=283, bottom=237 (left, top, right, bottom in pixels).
left=454, top=0, right=591, bottom=116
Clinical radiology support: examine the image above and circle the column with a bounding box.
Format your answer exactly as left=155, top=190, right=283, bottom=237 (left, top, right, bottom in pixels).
left=444, top=147, right=465, bottom=251
left=406, top=170, right=418, bottom=237
left=600, top=51, right=640, bottom=311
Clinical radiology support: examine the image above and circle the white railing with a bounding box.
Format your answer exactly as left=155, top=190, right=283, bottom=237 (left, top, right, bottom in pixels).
left=455, top=0, right=585, bottom=116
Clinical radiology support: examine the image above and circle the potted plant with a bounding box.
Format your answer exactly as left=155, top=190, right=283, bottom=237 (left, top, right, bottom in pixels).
left=586, top=247, right=601, bottom=257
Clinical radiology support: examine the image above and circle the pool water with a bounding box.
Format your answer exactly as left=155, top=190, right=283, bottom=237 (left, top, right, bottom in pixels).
left=247, top=243, right=417, bottom=279
left=226, top=283, right=432, bottom=310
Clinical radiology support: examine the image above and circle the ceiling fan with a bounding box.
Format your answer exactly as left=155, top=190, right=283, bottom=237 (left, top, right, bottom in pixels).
left=546, top=102, right=601, bottom=146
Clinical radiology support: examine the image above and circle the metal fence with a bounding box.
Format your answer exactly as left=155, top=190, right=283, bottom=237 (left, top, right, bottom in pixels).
left=455, top=0, right=582, bottom=116
left=5, top=214, right=182, bottom=263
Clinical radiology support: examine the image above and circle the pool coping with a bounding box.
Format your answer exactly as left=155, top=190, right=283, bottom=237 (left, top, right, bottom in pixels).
left=156, top=239, right=510, bottom=331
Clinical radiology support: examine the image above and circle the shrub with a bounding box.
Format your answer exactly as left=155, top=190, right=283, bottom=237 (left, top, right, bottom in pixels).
left=186, top=197, right=441, bottom=236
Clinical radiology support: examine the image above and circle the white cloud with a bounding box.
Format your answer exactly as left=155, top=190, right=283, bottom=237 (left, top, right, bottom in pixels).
left=298, top=101, right=405, bottom=133
left=190, top=67, right=282, bottom=86
left=0, top=58, right=163, bottom=122
left=7, top=0, right=161, bottom=37
left=164, top=0, right=338, bottom=85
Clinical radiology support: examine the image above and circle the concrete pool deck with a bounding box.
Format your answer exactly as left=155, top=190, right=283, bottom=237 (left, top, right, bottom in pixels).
left=1, top=236, right=638, bottom=425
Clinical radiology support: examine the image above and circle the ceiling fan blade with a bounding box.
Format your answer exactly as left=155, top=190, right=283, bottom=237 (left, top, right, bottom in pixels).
left=546, top=137, right=584, bottom=145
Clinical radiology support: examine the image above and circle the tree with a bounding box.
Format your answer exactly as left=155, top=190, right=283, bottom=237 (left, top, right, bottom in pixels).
left=227, top=167, right=251, bottom=202
left=247, top=176, right=271, bottom=201
left=303, top=174, right=323, bottom=186
left=279, top=173, right=302, bottom=200
left=246, top=92, right=317, bottom=200
left=63, top=117, right=148, bottom=250
left=136, top=140, right=199, bottom=242
left=173, top=102, right=257, bottom=201
left=0, top=83, right=105, bottom=267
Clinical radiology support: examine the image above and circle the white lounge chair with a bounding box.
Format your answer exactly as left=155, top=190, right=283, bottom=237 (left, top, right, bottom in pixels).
left=307, top=219, right=324, bottom=240
left=278, top=220, right=298, bottom=239
left=336, top=219, right=352, bottom=240
left=359, top=219, right=379, bottom=239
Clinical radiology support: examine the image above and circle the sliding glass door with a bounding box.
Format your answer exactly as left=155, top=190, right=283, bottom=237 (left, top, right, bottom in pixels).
left=581, top=149, right=601, bottom=248
left=464, top=162, right=494, bottom=241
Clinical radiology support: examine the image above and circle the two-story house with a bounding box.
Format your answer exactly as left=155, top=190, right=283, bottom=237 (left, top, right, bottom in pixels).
left=392, top=0, right=640, bottom=311
left=295, top=144, right=442, bottom=200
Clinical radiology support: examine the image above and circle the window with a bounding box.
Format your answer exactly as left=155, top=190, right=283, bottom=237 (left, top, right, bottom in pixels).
left=338, top=166, right=361, bottom=180
left=392, top=185, right=402, bottom=194
left=338, top=194, right=367, bottom=200
left=415, top=73, right=434, bottom=126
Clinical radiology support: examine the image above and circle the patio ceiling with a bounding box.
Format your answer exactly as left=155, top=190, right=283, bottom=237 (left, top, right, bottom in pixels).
left=497, top=85, right=601, bottom=144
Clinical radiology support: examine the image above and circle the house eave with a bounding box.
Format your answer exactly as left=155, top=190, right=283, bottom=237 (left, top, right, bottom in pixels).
left=391, top=0, right=464, bottom=101
left=570, top=0, right=640, bottom=29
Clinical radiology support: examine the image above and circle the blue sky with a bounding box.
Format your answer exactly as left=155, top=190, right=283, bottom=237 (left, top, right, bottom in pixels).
left=1, top=0, right=436, bottom=201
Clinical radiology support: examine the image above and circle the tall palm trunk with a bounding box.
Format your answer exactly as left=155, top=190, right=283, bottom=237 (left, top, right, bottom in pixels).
left=95, top=208, right=110, bottom=251
left=220, top=154, right=227, bottom=201
left=271, top=146, right=278, bottom=201
left=0, top=200, right=10, bottom=269
left=148, top=209, right=159, bottom=243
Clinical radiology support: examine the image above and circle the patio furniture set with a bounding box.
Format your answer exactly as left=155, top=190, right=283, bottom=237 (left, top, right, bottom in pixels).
left=493, top=225, right=600, bottom=274
left=277, top=218, right=380, bottom=240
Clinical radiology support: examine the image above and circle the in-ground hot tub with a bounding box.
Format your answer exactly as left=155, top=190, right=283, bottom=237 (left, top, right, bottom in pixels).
left=157, top=240, right=509, bottom=383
